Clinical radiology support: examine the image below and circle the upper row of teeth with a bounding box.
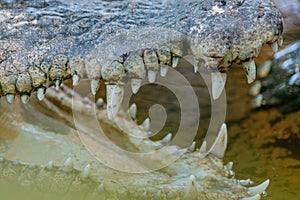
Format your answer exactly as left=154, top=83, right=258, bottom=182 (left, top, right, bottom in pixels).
left=2, top=40, right=281, bottom=112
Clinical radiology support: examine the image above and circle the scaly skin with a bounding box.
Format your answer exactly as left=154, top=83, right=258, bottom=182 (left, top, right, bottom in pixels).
left=0, top=0, right=283, bottom=99
left=0, top=0, right=284, bottom=199
left=0, top=87, right=264, bottom=200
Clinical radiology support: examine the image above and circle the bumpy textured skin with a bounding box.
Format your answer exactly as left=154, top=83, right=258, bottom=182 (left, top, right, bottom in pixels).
left=0, top=0, right=285, bottom=199
left=0, top=88, right=250, bottom=200
left=0, top=0, right=283, bottom=96
left=253, top=41, right=300, bottom=110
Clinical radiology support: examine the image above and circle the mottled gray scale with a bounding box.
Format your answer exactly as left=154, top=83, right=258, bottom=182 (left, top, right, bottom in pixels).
left=157, top=47, right=172, bottom=65
left=123, top=53, right=146, bottom=79
left=143, top=49, right=159, bottom=71
left=16, top=73, right=32, bottom=93
left=66, top=56, right=86, bottom=78
left=28, top=66, right=47, bottom=88
left=49, top=54, right=68, bottom=81
left=0, top=0, right=283, bottom=98
left=101, top=60, right=126, bottom=83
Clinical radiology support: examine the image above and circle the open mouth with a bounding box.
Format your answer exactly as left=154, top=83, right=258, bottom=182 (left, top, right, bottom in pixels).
left=0, top=0, right=284, bottom=199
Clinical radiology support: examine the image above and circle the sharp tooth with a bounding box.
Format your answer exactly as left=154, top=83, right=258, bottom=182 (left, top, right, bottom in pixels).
left=249, top=81, right=262, bottom=96
left=131, top=78, right=142, bottom=94
left=141, top=117, right=150, bottom=131
left=128, top=103, right=137, bottom=120
left=161, top=133, right=172, bottom=145
left=96, top=98, right=104, bottom=107
left=46, top=160, right=53, bottom=170
left=6, top=94, right=15, bottom=104
left=243, top=60, right=256, bottom=84
left=209, top=123, right=228, bottom=158
left=199, top=141, right=207, bottom=158
left=257, top=60, right=272, bottom=78
left=271, top=42, right=278, bottom=53
left=188, top=141, right=196, bottom=151
left=185, top=175, right=197, bottom=198
left=248, top=179, right=270, bottom=196
left=226, top=161, right=233, bottom=171
left=72, top=74, right=80, bottom=86
left=54, top=79, right=61, bottom=91
left=148, top=70, right=157, bottom=83
left=211, top=72, right=227, bottom=100
left=172, top=57, right=180, bottom=68
left=91, top=79, right=100, bottom=95
left=238, top=179, right=254, bottom=186
left=194, top=60, right=200, bottom=73
left=252, top=94, right=263, bottom=108
left=241, top=194, right=261, bottom=200
left=62, top=157, right=73, bottom=172
left=81, top=164, right=92, bottom=179
left=160, top=65, right=168, bottom=77
left=106, top=84, right=124, bottom=120
left=37, top=87, right=45, bottom=101
left=277, top=36, right=283, bottom=47
left=21, top=94, right=30, bottom=104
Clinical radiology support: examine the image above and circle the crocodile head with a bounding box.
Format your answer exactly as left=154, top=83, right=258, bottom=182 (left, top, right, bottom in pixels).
left=0, top=0, right=283, bottom=199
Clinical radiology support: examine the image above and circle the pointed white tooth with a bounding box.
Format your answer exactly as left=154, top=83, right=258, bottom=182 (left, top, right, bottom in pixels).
left=106, top=84, right=124, bottom=120
left=243, top=60, right=256, bottom=84
left=161, top=133, right=172, bottom=145
left=248, top=179, right=270, bottom=196
left=252, top=94, right=263, bottom=108
left=160, top=65, right=168, bottom=77
left=257, top=60, right=272, bottom=78
left=194, top=60, right=200, bottom=73
left=141, top=117, right=150, bottom=131
left=185, top=175, right=197, bottom=198
left=277, top=36, right=283, bottom=47
left=188, top=141, right=196, bottom=151
left=238, top=179, right=254, bottom=186
left=226, top=161, right=233, bottom=171
left=148, top=70, right=156, bottom=83
left=249, top=81, right=262, bottom=96
left=62, top=157, right=73, bottom=172
left=271, top=42, right=278, bottom=53
left=211, top=72, right=227, bottom=100
left=46, top=160, right=53, bottom=170
left=21, top=94, right=29, bottom=104
left=54, top=79, right=61, bottom=91
left=242, top=194, right=261, bottom=200
left=72, top=74, right=80, bottom=86
left=81, top=164, right=92, bottom=179
left=128, top=103, right=137, bottom=120
left=172, top=57, right=180, bottom=68
left=199, top=141, right=207, bottom=154
left=91, top=79, right=100, bottom=95
left=131, top=78, right=142, bottom=94
left=6, top=94, right=15, bottom=104
left=96, top=98, right=104, bottom=107
left=37, top=87, right=45, bottom=101
left=209, top=123, right=228, bottom=158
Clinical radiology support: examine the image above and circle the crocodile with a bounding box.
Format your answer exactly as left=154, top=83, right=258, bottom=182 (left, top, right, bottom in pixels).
left=0, top=0, right=284, bottom=199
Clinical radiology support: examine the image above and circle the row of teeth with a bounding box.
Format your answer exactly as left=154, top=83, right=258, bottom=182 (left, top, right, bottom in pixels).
left=3, top=40, right=281, bottom=119
left=0, top=137, right=270, bottom=200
